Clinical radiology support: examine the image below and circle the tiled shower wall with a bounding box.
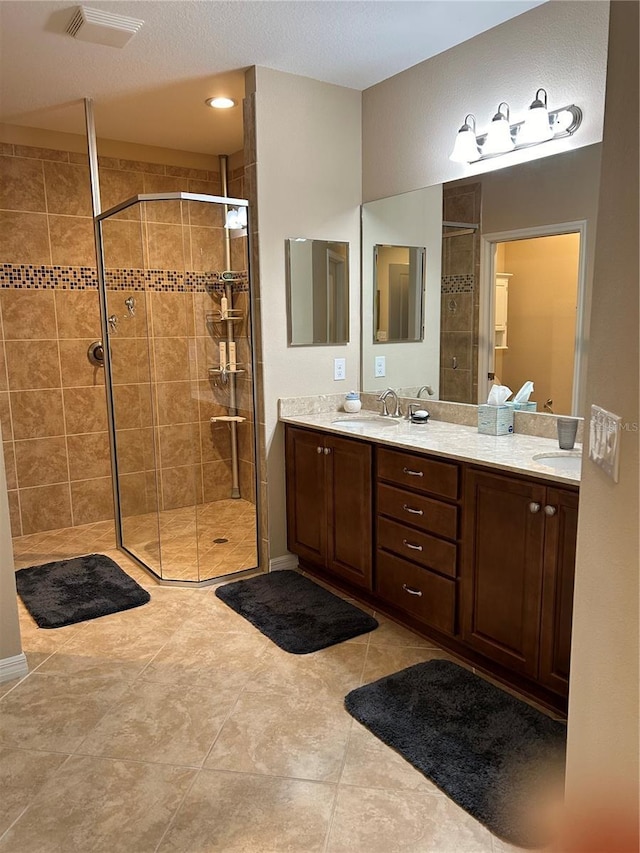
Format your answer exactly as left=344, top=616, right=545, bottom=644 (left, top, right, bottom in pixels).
left=0, top=142, right=254, bottom=536
left=440, top=182, right=482, bottom=404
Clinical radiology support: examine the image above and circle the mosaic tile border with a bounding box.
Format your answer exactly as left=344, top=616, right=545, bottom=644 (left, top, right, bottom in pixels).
left=0, top=264, right=249, bottom=293
left=442, top=274, right=474, bottom=294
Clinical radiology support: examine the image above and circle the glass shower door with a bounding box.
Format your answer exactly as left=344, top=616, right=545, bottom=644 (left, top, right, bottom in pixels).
left=98, top=192, right=257, bottom=583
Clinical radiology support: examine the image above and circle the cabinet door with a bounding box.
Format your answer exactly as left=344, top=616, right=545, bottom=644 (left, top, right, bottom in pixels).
left=285, top=427, right=327, bottom=566
left=462, top=469, right=546, bottom=677
left=325, top=435, right=373, bottom=589
left=539, top=487, right=578, bottom=695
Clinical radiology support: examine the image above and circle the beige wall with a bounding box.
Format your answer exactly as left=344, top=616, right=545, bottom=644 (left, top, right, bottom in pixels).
left=500, top=234, right=580, bottom=415
left=565, top=0, right=639, bottom=830
left=252, top=67, right=362, bottom=559
left=362, top=1, right=609, bottom=201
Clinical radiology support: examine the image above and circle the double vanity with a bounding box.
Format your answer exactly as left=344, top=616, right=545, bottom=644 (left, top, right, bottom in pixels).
left=282, top=405, right=580, bottom=714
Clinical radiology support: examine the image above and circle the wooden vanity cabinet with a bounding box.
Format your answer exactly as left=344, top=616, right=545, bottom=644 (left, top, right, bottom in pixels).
left=375, top=447, right=461, bottom=635
left=284, top=422, right=578, bottom=707
left=462, top=468, right=578, bottom=695
left=285, top=425, right=373, bottom=589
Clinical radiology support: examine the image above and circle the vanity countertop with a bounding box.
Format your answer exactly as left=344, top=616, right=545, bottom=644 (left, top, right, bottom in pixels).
left=280, top=411, right=581, bottom=486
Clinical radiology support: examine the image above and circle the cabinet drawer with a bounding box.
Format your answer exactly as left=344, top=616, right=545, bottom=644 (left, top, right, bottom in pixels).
left=376, top=551, right=456, bottom=635
left=377, top=447, right=459, bottom=499
left=377, top=516, right=457, bottom=578
left=377, top=482, right=458, bottom=540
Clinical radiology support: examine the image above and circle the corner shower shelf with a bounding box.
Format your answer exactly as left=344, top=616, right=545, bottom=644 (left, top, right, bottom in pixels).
left=206, top=310, right=244, bottom=323
left=208, top=366, right=246, bottom=377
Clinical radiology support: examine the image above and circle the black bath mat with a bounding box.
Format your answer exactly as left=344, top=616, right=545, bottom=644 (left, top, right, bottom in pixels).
left=16, top=553, right=150, bottom=629
left=215, top=570, right=378, bottom=654
left=345, top=659, right=566, bottom=848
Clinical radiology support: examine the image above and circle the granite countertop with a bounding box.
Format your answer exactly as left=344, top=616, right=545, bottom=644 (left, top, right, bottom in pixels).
left=280, top=411, right=581, bottom=486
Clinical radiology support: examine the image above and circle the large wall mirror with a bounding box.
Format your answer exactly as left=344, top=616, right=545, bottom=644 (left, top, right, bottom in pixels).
left=286, top=238, right=349, bottom=346
left=361, top=144, right=602, bottom=415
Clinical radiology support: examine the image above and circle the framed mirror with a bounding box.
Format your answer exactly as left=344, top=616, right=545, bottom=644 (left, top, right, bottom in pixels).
left=373, top=244, right=425, bottom=343
left=285, top=238, right=349, bottom=346
left=361, top=144, right=601, bottom=415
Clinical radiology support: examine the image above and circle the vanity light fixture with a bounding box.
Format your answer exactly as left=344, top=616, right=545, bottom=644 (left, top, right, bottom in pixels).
left=205, top=97, right=236, bottom=109
left=224, top=207, right=247, bottom=229
left=450, top=90, right=583, bottom=164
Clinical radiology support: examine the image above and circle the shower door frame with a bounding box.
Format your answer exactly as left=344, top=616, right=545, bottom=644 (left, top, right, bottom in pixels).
left=94, top=192, right=259, bottom=586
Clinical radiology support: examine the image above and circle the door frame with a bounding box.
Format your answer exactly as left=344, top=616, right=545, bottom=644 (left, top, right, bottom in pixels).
left=478, top=220, right=588, bottom=416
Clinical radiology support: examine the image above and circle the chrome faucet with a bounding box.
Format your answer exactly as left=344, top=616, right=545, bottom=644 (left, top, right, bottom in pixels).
left=417, top=385, right=434, bottom=398
left=377, top=388, right=402, bottom=418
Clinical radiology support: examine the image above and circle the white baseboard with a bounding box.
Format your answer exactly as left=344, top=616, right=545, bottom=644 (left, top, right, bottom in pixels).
left=0, top=651, right=28, bottom=684
left=269, top=554, right=299, bottom=572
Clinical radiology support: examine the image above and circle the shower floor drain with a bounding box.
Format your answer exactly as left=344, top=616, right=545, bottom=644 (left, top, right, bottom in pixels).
left=213, top=537, right=228, bottom=544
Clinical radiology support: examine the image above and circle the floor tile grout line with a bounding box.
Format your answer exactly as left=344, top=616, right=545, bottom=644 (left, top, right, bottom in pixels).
left=0, top=751, right=76, bottom=846
left=196, top=648, right=269, bottom=771
left=319, top=620, right=378, bottom=851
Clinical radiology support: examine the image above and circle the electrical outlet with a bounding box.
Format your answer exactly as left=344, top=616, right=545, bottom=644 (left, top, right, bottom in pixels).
left=334, top=357, right=346, bottom=381
left=374, top=355, right=386, bottom=378
left=589, top=404, right=622, bottom=482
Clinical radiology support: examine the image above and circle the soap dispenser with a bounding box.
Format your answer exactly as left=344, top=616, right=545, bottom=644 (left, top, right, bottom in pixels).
left=344, top=391, right=362, bottom=413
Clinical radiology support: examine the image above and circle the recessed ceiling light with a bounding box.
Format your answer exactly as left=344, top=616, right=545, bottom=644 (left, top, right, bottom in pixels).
left=205, top=97, right=236, bottom=109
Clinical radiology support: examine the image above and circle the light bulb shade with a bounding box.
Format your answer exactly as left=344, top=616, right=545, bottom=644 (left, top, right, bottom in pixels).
left=449, top=126, right=479, bottom=163
left=483, top=113, right=515, bottom=155
left=520, top=103, right=553, bottom=144
left=224, top=207, right=248, bottom=229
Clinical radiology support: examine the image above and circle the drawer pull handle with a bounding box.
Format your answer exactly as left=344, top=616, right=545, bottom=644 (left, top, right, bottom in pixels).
left=403, top=467, right=424, bottom=477
left=402, top=584, right=423, bottom=597
left=403, top=504, right=424, bottom=516
left=403, top=539, right=423, bottom=552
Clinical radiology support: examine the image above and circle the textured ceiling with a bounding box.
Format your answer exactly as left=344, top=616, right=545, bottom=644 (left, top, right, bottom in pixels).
left=0, top=0, right=545, bottom=154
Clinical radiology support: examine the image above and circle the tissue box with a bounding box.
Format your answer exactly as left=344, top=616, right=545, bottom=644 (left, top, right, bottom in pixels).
left=505, top=401, right=538, bottom=412
left=478, top=405, right=514, bottom=435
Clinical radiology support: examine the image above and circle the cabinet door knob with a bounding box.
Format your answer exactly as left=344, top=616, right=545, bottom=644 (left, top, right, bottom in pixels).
left=403, top=504, right=424, bottom=516
left=402, top=584, right=423, bottom=597
left=403, top=539, right=423, bottom=552
left=402, top=467, right=424, bottom=477
left=323, top=447, right=331, bottom=455
left=317, top=446, right=323, bottom=454
left=529, top=502, right=541, bottom=513
left=544, top=505, right=557, bottom=516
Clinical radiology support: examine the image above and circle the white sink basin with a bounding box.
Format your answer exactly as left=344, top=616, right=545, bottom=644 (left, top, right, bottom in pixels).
left=331, top=416, right=401, bottom=431
left=532, top=452, right=582, bottom=474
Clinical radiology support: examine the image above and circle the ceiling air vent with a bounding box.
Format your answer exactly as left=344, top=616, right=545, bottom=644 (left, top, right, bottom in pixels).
left=66, top=6, right=144, bottom=48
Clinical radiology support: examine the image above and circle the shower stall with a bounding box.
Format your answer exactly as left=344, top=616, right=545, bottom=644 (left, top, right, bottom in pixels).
left=95, top=190, right=258, bottom=584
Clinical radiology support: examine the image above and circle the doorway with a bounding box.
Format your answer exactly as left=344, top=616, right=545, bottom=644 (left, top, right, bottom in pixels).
left=480, top=224, right=586, bottom=416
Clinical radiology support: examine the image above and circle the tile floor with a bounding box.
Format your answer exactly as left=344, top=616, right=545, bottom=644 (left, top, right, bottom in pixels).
left=2, top=531, right=539, bottom=852
left=121, top=498, right=259, bottom=582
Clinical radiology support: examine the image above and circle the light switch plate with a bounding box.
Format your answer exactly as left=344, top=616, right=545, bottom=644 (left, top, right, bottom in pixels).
left=589, top=404, right=622, bottom=482
left=334, top=357, right=346, bottom=381
left=374, top=355, right=386, bottom=378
